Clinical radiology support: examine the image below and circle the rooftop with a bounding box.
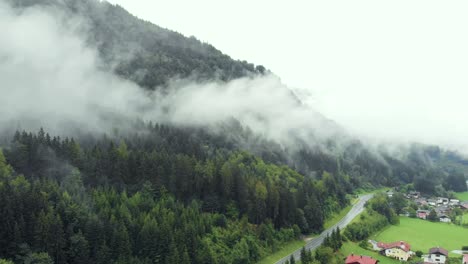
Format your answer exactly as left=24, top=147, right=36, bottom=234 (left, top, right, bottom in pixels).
left=429, top=247, right=448, bottom=256
left=345, top=254, right=379, bottom=264
left=377, top=241, right=411, bottom=252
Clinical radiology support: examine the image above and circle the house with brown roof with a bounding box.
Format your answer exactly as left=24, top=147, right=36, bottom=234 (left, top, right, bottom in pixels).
left=461, top=202, right=468, bottom=210
left=376, top=241, right=412, bottom=261
left=423, top=247, right=448, bottom=264
left=415, top=198, right=428, bottom=206
left=345, top=254, right=379, bottom=264
left=435, top=206, right=451, bottom=219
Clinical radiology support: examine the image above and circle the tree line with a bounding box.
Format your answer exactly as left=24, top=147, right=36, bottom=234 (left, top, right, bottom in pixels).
left=0, top=127, right=352, bottom=263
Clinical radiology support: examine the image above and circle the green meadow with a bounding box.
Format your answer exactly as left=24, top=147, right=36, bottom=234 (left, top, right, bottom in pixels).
left=455, top=191, right=468, bottom=201
left=371, top=217, right=468, bottom=256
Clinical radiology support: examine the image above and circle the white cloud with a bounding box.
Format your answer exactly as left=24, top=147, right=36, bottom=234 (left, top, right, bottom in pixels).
left=105, top=0, right=468, bottom=151
left=0, top=0, right=341, bottom=152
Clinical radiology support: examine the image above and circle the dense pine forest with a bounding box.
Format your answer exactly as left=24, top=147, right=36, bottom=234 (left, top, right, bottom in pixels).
left=0, top=124, right=466, bottom=263
left=0, top=126, right=351, bottom=263
left=1, top=0, right=467, bottom=263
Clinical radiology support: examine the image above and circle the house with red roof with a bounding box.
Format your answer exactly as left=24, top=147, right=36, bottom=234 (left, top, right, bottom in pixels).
left=417, top=210, right=430, bottom=220
left=463, top=254, right=468, bottom=264
left=345, top=254, right=379, bottom=264
left=376, top=241, right=412, bottom=261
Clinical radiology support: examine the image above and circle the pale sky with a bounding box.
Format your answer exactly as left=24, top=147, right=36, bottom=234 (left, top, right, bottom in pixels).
left=105, top=0, right=468, bottom=150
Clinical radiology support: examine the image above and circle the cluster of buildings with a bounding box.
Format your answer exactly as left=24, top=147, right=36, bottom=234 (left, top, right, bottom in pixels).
left=345, top=189, right=468, bottom=264
left=345, top=241, right=468, bottom=264
left=396, top=191, right=468, bottom=223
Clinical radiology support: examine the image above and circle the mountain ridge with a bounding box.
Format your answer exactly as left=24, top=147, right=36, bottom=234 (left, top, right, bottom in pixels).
left=7, top=0, right=266, bottom=89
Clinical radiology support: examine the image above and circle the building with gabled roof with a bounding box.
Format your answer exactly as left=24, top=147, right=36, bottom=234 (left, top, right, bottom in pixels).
left=439, top=214, right=451, bottom=223
left=417, top=210, right=430, bottom=220
left=423, top=247, right=448, bottom=264
left=345, top=254, right=379, bottom=264
left=376, top=241, right=412, bottom=261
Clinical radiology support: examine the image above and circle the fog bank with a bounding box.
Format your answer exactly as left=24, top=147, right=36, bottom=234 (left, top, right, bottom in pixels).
left=0, top=1, right=344, bottom=151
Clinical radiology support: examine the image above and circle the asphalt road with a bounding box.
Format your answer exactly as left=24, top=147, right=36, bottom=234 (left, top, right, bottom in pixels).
left=275, top=194, right=374, bottom=264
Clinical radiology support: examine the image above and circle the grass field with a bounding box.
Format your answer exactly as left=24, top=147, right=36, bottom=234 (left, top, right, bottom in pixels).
left=458, top=212, right=468, bottom=225
left=371, top=217, right=468, bottom=256
left=257, top=240, right=305, bottom=264
left=455, top=191, right=468, bottom=201
left=339, top=242, right=399, bottom=264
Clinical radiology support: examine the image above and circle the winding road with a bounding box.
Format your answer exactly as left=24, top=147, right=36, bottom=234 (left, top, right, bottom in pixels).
left=275, top=194, right=374, bottom=264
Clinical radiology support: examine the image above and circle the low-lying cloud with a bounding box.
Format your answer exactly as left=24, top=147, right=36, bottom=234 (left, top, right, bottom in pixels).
left=0, top=1, right=153, bottom=134
left=0, top=0, right=344, bottom=151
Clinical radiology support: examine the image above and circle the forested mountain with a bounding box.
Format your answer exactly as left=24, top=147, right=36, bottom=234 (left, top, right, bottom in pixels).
left=0, top=127, right=351, bottom=263
left=0, top=0, right=467, bottom=263
left=8, top=0, right=264, bottom=89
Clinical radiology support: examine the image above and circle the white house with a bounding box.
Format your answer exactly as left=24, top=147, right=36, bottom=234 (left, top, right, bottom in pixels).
left=423, top=247, right=448, bottom=264
left=449, top=199, right=460, bottom=206
left=377, top=241, right=413, bottom=261
left=439, top=215, right=451, bottom=223
left=437, top=197, right=449, bottom=205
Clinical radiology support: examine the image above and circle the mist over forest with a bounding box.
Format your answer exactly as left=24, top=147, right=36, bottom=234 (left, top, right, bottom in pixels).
left=0, top=1, right=467, bottom=264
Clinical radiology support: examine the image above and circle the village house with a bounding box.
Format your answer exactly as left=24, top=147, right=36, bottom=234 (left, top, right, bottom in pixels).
left=463, top=254, right=468, bottom=264
left=428, top=199, right=437, bottom=206
left=435, top=205, right=451, bottom=216
left=408, top=191, right=421, bottom=199
left=461, top=202, right=468, bottom=210
left=423, top=247, right=448, bottom=264
left=415, top=198, right=428, bottom=206
left=377, top=241, right=412, bottom=261
left=417, top=210, right=430, bottom=220
left=437, top=197, right=449, bottom=205
left=449, top=199, right=460, bottom=206
left=438, top=214, right=451, bottom=223
left=345, top=254, right=379, bottom=264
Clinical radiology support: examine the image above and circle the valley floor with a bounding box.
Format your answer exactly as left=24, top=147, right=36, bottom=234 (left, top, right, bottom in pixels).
left=371, top=216, right=468, bottom=257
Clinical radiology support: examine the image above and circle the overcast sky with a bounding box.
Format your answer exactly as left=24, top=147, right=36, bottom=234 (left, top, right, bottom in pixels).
left=106, top=0, right=468, bottom=150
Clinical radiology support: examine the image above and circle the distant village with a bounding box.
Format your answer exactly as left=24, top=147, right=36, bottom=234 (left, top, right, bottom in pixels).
left=392, top=190, right=468, bottom=224
left=345, top=245, right=468, bottom=264
left=344, top=188, right=468, bottom=264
